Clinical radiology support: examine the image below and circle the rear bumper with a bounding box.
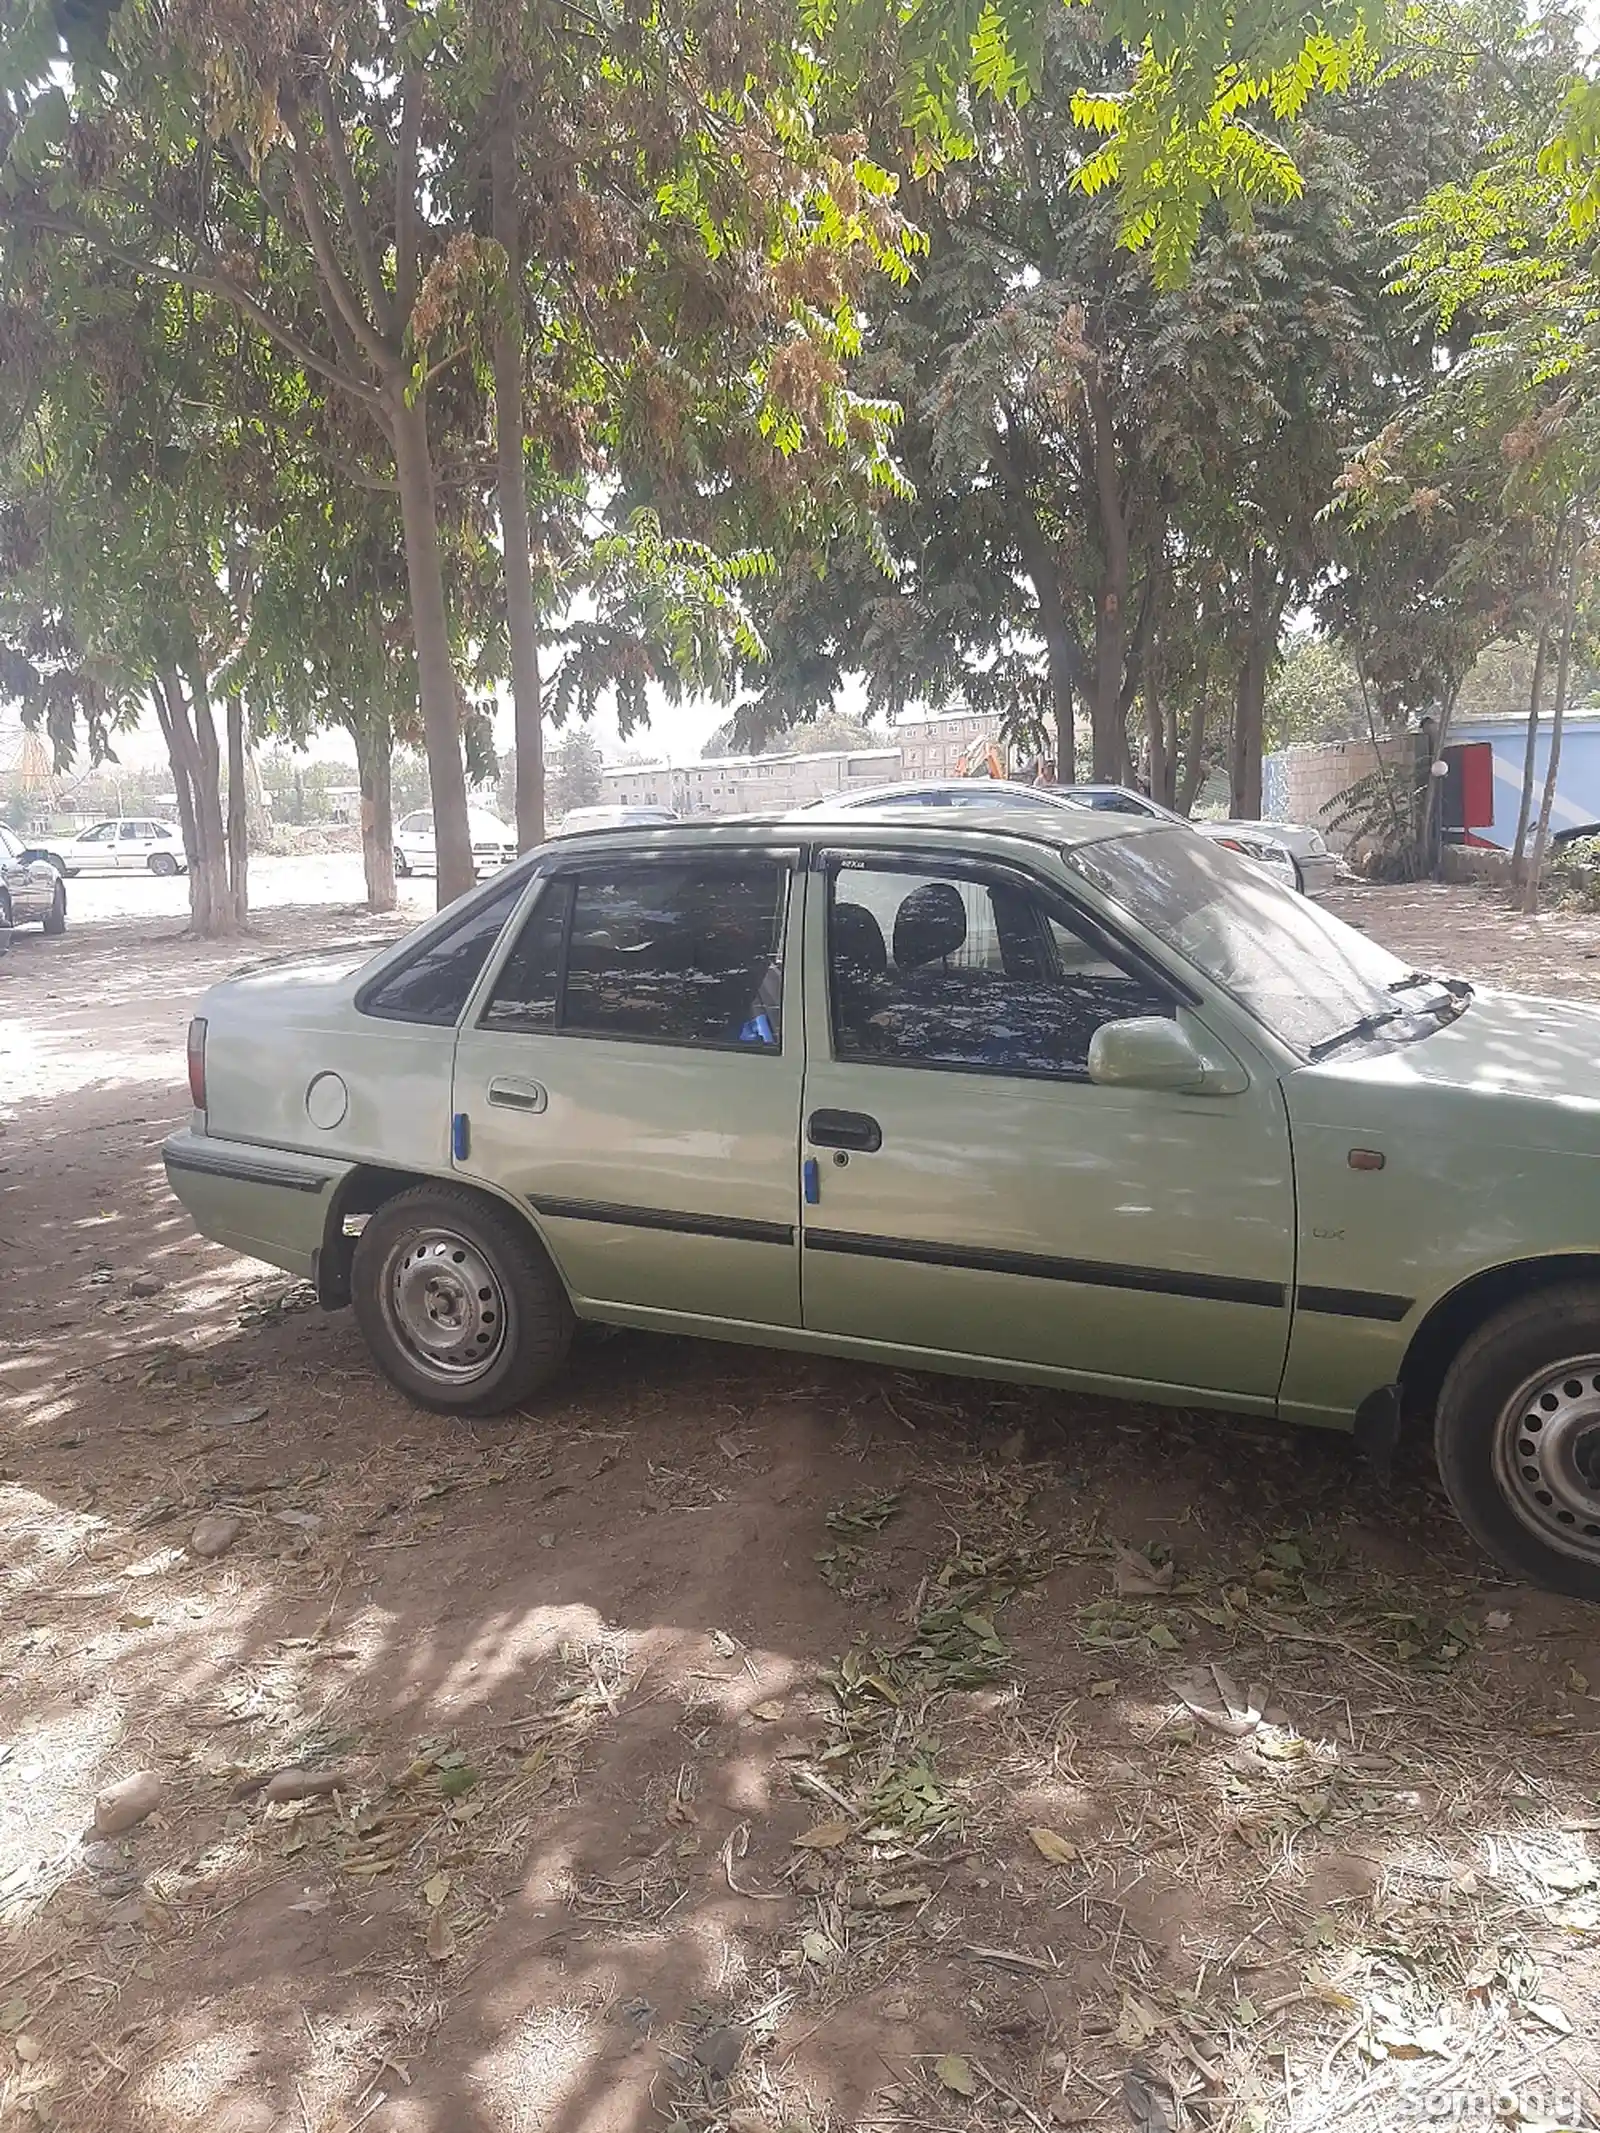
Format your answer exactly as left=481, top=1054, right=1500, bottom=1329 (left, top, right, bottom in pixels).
left=164, top=1129, right=352, bottom=1278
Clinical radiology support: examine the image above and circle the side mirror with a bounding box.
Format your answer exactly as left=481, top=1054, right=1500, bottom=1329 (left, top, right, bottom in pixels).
left=1089, top=1016, right=1216, bottom=1093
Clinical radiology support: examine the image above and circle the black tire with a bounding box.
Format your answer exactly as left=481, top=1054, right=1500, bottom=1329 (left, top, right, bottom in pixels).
left=41, top=877, right=66, bottom=935
left=351, top=1183, right=574, bottom=1417
left=37, top=854, right=68, bottom=877
left=149, top=852, right=180, bottom=878
left=1436, top=1281, right=1600, bottom=1599
left=393, top=847, right=412, bottom=878
left=0, top=892, right=11, bottom=932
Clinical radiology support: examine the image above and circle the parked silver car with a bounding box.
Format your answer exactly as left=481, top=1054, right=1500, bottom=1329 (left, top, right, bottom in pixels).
left=804, top=779, right=1311, bottom=893
left=1063, top=786, right=1338, bottom=895
left=0, top=824, right=68, bottom=941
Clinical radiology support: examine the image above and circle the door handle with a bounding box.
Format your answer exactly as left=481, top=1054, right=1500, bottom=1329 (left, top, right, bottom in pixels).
left=808, top=1109, right=882, bottom=1153
left=487, top=1076, right=548, bottom=1113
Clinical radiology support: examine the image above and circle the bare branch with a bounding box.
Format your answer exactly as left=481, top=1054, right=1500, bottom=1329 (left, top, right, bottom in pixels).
left=313, top=72, right=392, bottom=331
left=286, top=130, right=392, bottom=372
left=1, top=204, right=385, bottom=410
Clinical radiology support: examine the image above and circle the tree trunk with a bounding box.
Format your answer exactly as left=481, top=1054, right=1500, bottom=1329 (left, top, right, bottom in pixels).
left=156, top=668, right=236, bottom=937
left=493, top=104, right=546, bottom=852
left=1054, top=688, right=1075, bottom=783
left=1145, top=669, right=1169, bottom=808
left=225, top=694, right=248, bottom=929
left=1523, top=554, right=1579, bottom=916
left=1512, top=619, right=1552, bottom=887
left=186, top=670, right=234, bottom=936
left=151, top=679, right=199, bottom=874
left=1086, top=382, right=1130, bottom=782
left=388, top=391, right=475, bottom=905
left=1230, top=636, right=1269, bottom=819
left=1418, top=682, right=1460, bottom=878
left=1177, top=690, right=1209, bottom=816
left=352, top=709, right=398, bottom=914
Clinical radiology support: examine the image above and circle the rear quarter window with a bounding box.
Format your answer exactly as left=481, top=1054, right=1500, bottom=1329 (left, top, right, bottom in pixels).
left=358, top=874, right=527, bottom=1026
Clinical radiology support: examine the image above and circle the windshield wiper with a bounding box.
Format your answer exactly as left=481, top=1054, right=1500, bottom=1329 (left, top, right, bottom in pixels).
left=1307, top=1008, right=1405, bottom=1061
left=1388, top=970, right=1475, bottom=1022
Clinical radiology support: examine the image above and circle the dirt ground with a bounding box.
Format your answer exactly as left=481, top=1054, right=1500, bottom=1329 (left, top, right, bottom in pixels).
left=7, top=881, right=1600, bottom=2133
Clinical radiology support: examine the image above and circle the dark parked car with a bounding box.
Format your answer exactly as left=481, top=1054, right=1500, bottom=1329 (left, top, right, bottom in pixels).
left=0, top=824, right=67, bottom=943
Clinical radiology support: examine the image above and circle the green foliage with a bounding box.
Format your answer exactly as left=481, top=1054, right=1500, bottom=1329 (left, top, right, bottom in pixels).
left=1265, top=634, right=1365, bottom=749
left=1320, top=752, right=1429, bottom=878
left=1549, top=833, right=1600, bottom=909
left=545, top=729, right=606, bottom=818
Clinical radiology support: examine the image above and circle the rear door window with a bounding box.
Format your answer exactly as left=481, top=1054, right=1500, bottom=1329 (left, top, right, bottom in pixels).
left=482, top=859, right=788, bottom=1051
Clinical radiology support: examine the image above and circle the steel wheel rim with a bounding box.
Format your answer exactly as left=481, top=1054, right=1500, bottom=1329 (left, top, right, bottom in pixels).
left=380, top=1227, right=508, bottom=1384
left=1493, top=1354, right=1600, bottom=1562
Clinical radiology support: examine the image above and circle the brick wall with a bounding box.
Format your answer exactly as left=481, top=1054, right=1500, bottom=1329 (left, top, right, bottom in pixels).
left=1264, top=735, right=1426, bottom=850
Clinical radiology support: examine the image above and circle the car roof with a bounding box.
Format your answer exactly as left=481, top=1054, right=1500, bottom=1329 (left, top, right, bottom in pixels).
left=534, top=806, right=1167, bottom=858
left=804, top=777, right=1083, bottom=808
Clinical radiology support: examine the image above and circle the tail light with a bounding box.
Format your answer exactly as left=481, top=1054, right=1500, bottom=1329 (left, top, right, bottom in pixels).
left=187, top=1017, right=208, bottom=1113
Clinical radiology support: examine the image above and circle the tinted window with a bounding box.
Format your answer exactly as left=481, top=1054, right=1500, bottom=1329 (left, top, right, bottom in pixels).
left=360, top=874, right=526, bottom=1026
left=827, top=862, right=1170, bottom=1078
left=481, top=880, right=573, bottom=1033
left=561, top=862, right=786, bottom=1049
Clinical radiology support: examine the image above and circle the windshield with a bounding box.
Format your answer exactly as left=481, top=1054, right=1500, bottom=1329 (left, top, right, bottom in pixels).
left=1068, top=828, right=1417, bottom=1057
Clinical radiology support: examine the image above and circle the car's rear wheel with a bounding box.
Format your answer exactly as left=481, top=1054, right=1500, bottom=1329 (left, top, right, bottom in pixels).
left=351, top=1184, right=574, bottom=1417
left=149, top=852, right=180, bottom=878
left=42, top=877, right=66, bottom=935
left=1436, top=1283, right=1600, bottom=1598
left=0, top=892, right=11, bottom=932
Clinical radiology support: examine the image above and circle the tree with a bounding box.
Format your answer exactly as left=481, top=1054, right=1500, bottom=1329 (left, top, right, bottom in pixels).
left=738, top=18, right=1411, bottom=804
left=1265, top=633, right=1366, bottom=751
left=546, top=730, right=605, bottom=820
left=0, top=0, right=921, bottom=903
left=1354, top=15, right=1600, bottom=898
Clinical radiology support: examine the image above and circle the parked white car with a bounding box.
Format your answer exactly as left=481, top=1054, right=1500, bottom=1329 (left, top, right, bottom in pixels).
left=394, top=808, right=518, bottom=879
left=552, top=805, right=681, bottom=836
left=36, top=817, right=187, bottom=877
left=1064, top=786, right=1338, bottom=895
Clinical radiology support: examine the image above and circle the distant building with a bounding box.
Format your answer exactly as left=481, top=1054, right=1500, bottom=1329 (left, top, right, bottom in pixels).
left=602, top=708, right=1008, bottom=819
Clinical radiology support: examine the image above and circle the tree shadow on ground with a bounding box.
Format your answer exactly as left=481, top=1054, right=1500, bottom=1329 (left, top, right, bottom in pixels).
left=4, top=906, right=1600, bottom=2133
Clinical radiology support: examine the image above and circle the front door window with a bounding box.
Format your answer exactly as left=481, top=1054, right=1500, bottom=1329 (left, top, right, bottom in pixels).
left=827, top=862, right=1171, bottom=1078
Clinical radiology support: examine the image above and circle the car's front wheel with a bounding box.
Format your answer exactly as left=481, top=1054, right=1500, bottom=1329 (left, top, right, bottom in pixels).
left=1436, top=1283, right=1600, bottom=1599
left=393, top=847, right=412, bottom=878
left=41, top=877, right=65, bottom=935
left=149, top=852, right=180, bottom=878
left=351, top=1184, right=574, bottom=1416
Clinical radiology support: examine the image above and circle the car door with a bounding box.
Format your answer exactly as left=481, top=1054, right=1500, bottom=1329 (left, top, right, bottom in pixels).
left=74, top=823, right=117, bottom=872
left=115, top=821, right=146, bottom=870
left=798, top=847, right=1296, bottom=1408
left=451, top=846, right=807, bottom=1328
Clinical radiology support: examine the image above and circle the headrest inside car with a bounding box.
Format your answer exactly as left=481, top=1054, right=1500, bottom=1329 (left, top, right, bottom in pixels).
left=894, top=881, right=969, bottom=969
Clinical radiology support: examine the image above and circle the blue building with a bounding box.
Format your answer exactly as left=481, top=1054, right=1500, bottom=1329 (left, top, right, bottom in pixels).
left=1443, top=709, right=1600, bottom=849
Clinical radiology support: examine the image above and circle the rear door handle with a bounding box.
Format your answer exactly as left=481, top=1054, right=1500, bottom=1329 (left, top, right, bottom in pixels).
left=487, top=1076, right=548, bottom=1113
left=808, top=1109, right=882, bottom=1153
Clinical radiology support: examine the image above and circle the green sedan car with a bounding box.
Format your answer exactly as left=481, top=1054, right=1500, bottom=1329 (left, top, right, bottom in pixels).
left=166, top=810, right=1600, bottom=1598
